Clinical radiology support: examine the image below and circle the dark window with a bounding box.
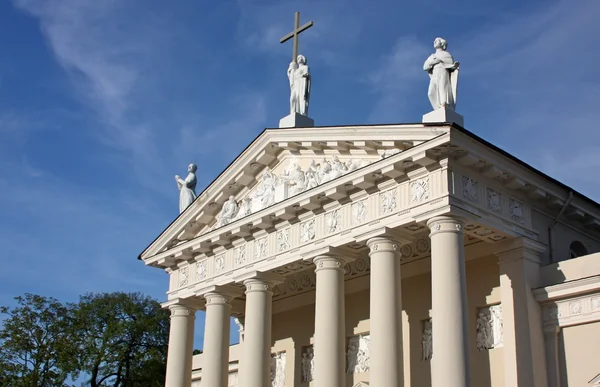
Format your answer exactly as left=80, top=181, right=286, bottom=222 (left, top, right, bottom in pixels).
left=569, top=241, right=588, bottom=258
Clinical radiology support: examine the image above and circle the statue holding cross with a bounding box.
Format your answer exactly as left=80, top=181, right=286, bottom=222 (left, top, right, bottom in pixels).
left=280, top=12, right=314, bottom=120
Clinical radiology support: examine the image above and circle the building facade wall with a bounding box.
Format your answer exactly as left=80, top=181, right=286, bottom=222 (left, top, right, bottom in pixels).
left=559, top=321, right=600, bottom=386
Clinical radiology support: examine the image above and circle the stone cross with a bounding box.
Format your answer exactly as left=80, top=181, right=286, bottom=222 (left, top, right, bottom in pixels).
left=280, top=11, right=314, bottom=63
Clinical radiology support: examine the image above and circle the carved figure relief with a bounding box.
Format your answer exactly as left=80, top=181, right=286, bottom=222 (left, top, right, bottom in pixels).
left=196, top=261, right=207, bottom=281
left=476, top=304, right=503, bottom=350
left=326, top=209, right=341, bottom=233
left=380, top=189, right=397, bottom=215
left=352, top=201, right=367, bottom=224
left=255, top=237, right=268, bottom=260
left=422, top=318, right=433, bottom=361
left=207, top=157, right=372, bottom=234
left=179, top=267, right=189, bottom=288
left=346, top=334, right=371, bottom=374
left=234, top=247, right=246, bottom=267
left=487, top=188, right=501, bottom=213
left=277, top=228, right=291, bottom=252
left=215, top=255, right=225, bottom=273
left=411, top=178, right=429, bottom=202
left=301, top=345, right=315, bottom=383
left=462, top=176, right=478, bottom=202
left=509, top=199, right=524, bottom=223
left=216, top=196, right=239, bottom=227
left=270, top=352, right=286, bottom=387
left=300, top=219, right=316, bottom=243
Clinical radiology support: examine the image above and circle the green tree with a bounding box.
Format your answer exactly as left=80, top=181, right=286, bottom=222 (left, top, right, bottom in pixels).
left=0, top=293, right=79, bottom=386
left=74, top=292, right=169, bottom=387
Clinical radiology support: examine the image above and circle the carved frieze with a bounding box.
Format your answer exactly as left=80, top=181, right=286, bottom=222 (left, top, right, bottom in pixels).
left=411, top=178, right=429, bottom=202
left=326, top=209, right=341, bottom=234
left=346, top=334, right=370, bottom=374
left=255, top=237, right=268, bottom=261
left=276, top=228, right=291, bottom=252
left=196, top=261, right=206, bottom=281
left=215, top=254, right=225, bottom=274
left=462, top=176, right=478, bottom=202
left=179, top=267, right=189, bottom=287
left=476, top=304, right=503, bottom=351
left=352, top=200, right=367, bottom=224
left=380, top=189, right=397, bottom=215
left=509, top=198, right=524, bottom=224
left=487, top=188, right=501, bottom=213
left=234, top=246, right=246, bottom=267
left=270, top=352, right=286, bottom=387
left=300, top=219, right=316, bottom=243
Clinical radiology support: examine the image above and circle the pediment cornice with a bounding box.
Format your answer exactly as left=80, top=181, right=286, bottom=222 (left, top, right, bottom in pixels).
left=140, top=124, right=452, bottom=260
left=140, top=124, right=600, bottom=270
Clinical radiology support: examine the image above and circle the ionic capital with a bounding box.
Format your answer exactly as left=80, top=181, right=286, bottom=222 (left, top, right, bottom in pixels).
left=236, top=271, right=284, bottom=294
left=204, top=292, right=234, bottom=306
left=366, top=236, right=401, bottom=256
left=313, top=254, right=350, bottom=273
left=168, top=304, right=197, bottom=318
left=427, top=215, right=464, bottom=237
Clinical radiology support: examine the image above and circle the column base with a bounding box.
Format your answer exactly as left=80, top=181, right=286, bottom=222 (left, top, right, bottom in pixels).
left=422, top=106, right=464, bottom=127
left=279, top=113, right=315, bottom=128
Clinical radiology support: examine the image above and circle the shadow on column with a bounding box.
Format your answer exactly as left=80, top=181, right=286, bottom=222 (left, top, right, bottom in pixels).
left=403, top=270, right=432, bottom=387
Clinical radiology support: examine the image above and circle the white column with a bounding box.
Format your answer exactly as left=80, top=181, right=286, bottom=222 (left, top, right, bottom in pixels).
left=496, top=239, right=548, bottom=387
left=427, top=216, right=471, bottom=387
left=367, top=236, right=404, bottom=387
left=201, top=293, right=233, bottom=387
left=165, top=304, right=196, bottom=387
left=239, top=277, right=277, bottom=387
left=314, top=254, right=347, bottom=387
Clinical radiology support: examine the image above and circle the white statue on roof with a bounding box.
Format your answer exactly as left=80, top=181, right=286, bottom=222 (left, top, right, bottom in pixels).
left=288, top=54, right=311, bottom=116
left=175, top=163, right=197, bottom=213
left=423, top=37, right=460, bottom=110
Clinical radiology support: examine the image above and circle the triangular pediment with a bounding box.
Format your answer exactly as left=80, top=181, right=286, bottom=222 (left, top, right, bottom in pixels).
left=140, top=123, right=452, bottom=261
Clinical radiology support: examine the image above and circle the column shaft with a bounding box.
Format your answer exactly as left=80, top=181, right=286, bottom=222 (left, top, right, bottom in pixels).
left=314, top=255, right=346, bottom=387
left=367, top=237, right=404, bottom=387
left=240, top=278, right=274, bottom=387
left=428, top=216, right=471, bottom=387
left=165, top=305, right=196, bottom=387
left=201, top=293, right=232, bottom=387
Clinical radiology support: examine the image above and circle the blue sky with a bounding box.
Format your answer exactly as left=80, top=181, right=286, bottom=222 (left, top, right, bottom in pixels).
left=1, top=0, right=599, bottom=350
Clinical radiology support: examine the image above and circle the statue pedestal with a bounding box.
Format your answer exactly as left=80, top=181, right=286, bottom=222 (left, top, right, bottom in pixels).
left=279, top=113, right=314, bottom=128
left=422, top=107, right=464, bottom=127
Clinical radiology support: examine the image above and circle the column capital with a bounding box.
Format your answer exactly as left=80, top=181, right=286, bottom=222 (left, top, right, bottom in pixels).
left=168, top=304, right=197, bottom=317
left=427, top=215, right=464, bottom=237
left=366, top=237, right=401, bottom=256
left=204, top=292, right=235, bottom=306
left=235, top=270, right=285, bottom=293
left=313, top=254, right=350, bottom=273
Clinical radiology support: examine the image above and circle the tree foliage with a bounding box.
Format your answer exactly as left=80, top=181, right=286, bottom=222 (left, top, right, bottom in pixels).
left=74, top=292, right=170, bottom=387
left=0, top=293, right=78, bottom=386
left=0, top=292, right=170, bottom=387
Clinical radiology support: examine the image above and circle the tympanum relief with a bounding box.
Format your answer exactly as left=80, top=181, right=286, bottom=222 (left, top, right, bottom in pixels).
left=211, top=157, right=371, bottom=232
